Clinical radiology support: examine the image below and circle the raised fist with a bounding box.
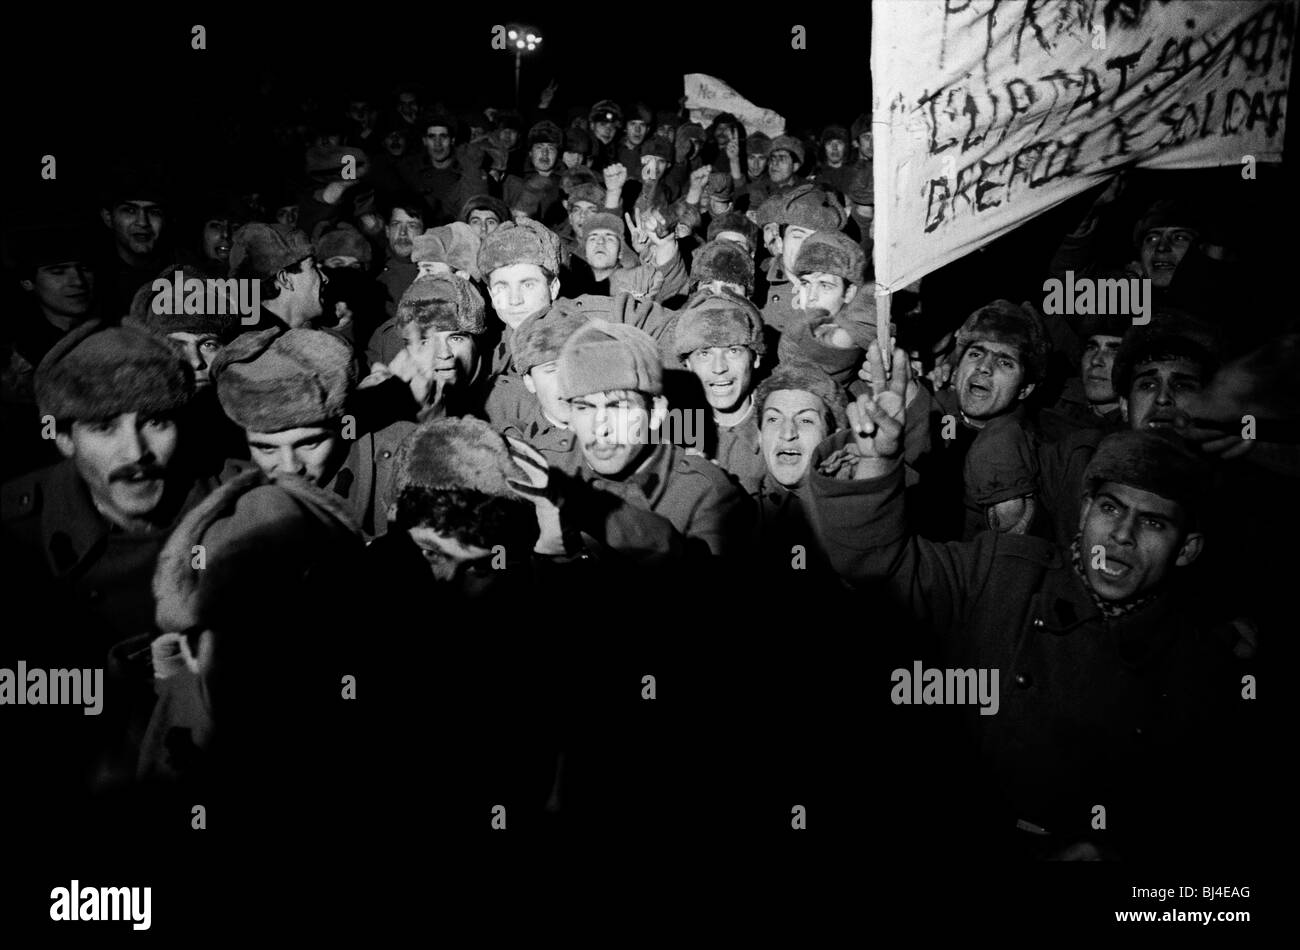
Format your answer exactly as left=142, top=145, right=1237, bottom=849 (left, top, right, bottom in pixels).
left=603, top=162, right=628, bottom=192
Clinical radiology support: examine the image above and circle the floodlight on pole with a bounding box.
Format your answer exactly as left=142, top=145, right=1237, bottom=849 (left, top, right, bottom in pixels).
left=509, top=24, right=542, bottom=108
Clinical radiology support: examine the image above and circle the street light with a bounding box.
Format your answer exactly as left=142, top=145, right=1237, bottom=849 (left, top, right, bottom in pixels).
left=509, top=23, right=542, bottom=107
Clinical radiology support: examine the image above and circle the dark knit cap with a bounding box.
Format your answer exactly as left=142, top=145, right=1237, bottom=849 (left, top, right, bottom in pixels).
left=153, top=469, right=362, bottom=634
left=100, top=163, right=169, bottom=210
left=1082, top=429, right=1211, bottom=516
left=793, top=230, right=866, bottom=283
left=1132, top=199, right=1204, bottom=249
left=673, top=290, right=766, bottom=359
left=821, top=125, right=849, bottom=145
left=690, top=239, right=756, bottom=294
left=754, top=360, right=847, bottom=430
left=1111, top=310, right=1219, bottom=398
left=476, top=219, right=562, bottom=278
left=558, top=319, right=663, bottom=399
left=228, top=223, right=314, bottom=280
left=655, top=111, right=682, bottom=131
left=390, top=416, right=526, bottom=500
left=460, top=194, right=511, bottom=225
left=628, top=101, right=654, bottom=124
left=955, top=300, right=1051, bottom=383
left=512, top=300, right=590, bottom=374
left=707, top=212, right=761, bottom=253
left=124, top=265, right=242, bottom=341
left=36, top=320, right=194, bottom=423
left=850, top=113, right=871, bottom=141
left=396, top=273, right=486, bottom=335
left=213, top=327, right=356, bottom=432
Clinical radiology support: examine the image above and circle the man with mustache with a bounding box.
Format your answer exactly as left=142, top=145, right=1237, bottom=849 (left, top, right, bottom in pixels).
left=375, top=197, right=425, bottom=324
left=557, top=320, right=752, bottom=559
left=806, top=343, right=1244, bottom=861
left=2, top=321, right=216, bottom=792
left=673, top=291, right=768, bottom=494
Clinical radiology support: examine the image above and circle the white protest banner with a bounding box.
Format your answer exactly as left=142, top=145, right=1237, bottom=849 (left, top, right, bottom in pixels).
left=684, top=74, right=786, bottom=138
left=871, top=0, right=1296, bottom=292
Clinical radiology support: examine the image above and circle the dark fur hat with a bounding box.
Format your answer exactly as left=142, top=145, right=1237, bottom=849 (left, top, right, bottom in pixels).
left=528, top=119, right=564, bottom=147
left=35, top=320, right=194, bottom=423
left=955, top=300, right=1051, bottom=383
left=690, top=239, right=756, bottom=294
left=512, top=300, right=590, bottom=374
left=213, top=327, right=356, bottom=432
left=673, top=290, right=766, bottom=360
left=558, top=320, right=664, bottom=399
left=1132, top=199, right=1204, bottom=249
left=124, top=265, right=243, bottom=341
left=396, top=274, right=486, bottom=335
left=707, top=212, right=761, bottom=253
left=476, top=219, right=562, bottom=278
left=228, top=223, right=314, bottom=281
left=1082, top=429, right=1211, bottom=517
left=390, top=416, right=525, bottom=500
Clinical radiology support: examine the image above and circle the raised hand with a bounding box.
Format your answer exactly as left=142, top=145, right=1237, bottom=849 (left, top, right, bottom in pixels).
left=504, top=436, right=567, bottom=555
left=603, top=162, right=628, bottom=193
left=847, top=341, right=911, bottom=462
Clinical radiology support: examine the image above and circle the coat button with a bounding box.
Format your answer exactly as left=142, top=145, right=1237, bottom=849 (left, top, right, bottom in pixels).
left=1014, top=672, right=1032, bottom=689
left=20, top=493, right=31, bottom=506
left=1032, top=618, right=1045, bottom=629
left=380, top=450, right=392, bottom=459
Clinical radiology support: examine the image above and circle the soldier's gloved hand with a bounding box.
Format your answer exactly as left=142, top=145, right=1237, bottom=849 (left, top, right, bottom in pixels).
left=503, top=436, right=568, bottom=556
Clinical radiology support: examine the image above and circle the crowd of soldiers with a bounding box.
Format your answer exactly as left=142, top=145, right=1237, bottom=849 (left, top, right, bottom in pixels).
left=2, top=84, right=1290, bottom=862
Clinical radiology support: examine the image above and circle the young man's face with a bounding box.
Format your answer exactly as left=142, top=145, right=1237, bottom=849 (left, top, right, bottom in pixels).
left=823, top=139, right=846, bottom=165
left=423, top=125, right=453, bottom=162
left=276, top=205, right=299, bottom=229
left=780, top=225, right=816, bottom=276
left=468, top=208, right=501, bottom=237
left=747, top=153, right=769, bottom=179
left=488, top=263, right=558, bottom=329
left=569, top=389, right=658, bottom=476
left=103, top=200, right=164, bottom=256
left=402, top=323, right=477, bottom=387
left=856, top=132, right=873, bottom=161
left=397, top=92, right=420, bottom=123
left=246, top=424, right=342, bottom=485
left=592, top=119, right=617, bottom=144
left=1079, top=481, right=1200, bottom=602
left=406, top=525, right=495, bottom=583
left=562, top=150, right=588, bottom=169
left=656, top=123, right=677, bottom=142
left=386, top=209, right=423, bottom=259
left=1081, top=334, right=1123, bottom=405
left=760, top=389, right=829, bottom=487
left=530, top=142, right=558, bottom=174
left=499, top=127, right=520, bottom=150
left=768, top=150, right=796, bottom=184
left=22, top=261, right=94, bottom=318
left=57, top=412, right=180, bottom=524
left=168, top=332, right=222, bottom=389
left=567, top=199, right=598, bottom=235
left=523, top=360, right=569, bottom=424
left=625, top=120, right=648, bottom=146
left=1121, top=357, right=1203, bottom=432
left=1140, top=227, right=1197, bottom=289
left=383, top=130, right=407, bottom=157
left=202, top=218, right=232, bottom=265
left=585, top=229, right=622, bottom=271
left=954, top=340, right=1033, bottom=421
left=687, top=344, right=759, bottom=413
left=794, top=272, right=856, bottom=316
